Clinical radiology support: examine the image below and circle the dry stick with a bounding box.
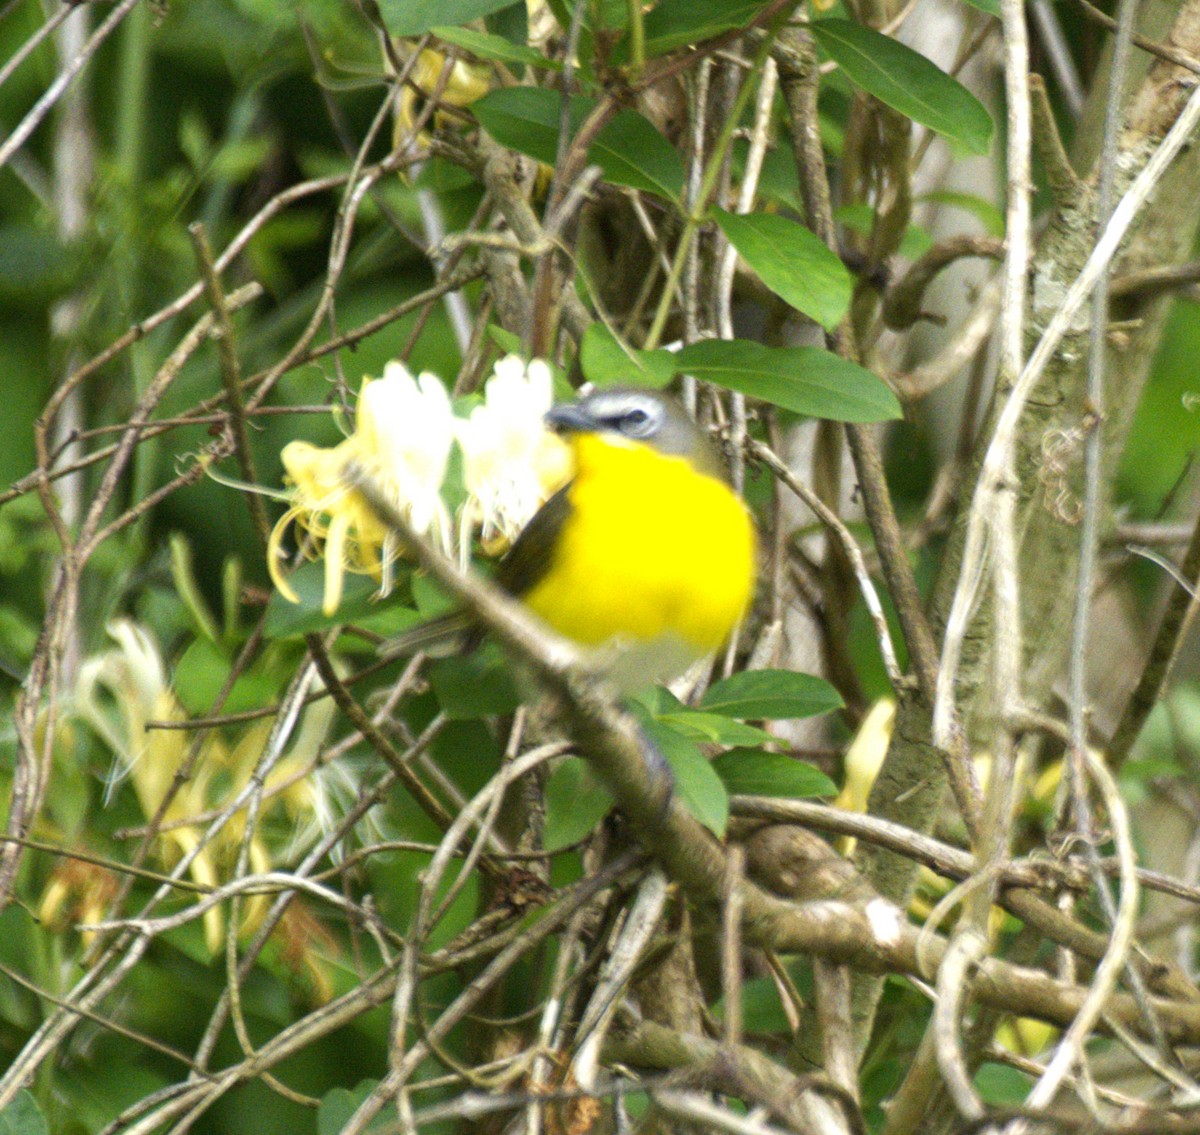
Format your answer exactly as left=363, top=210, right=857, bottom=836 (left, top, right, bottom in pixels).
left=0, top=656, right=319, bottom=1109
left=571, top=866, right=670, bottom=1092
left=2, top=285, right=257, bottom=905
left=0, top=266, right=479, bottom=510
left=189, top=222, right=271, bottom=548
left=32, top=171, right=349, bottom=439
left=0, top=955, right=203, bottom=1072
left=244, top=90, right=400, bottom=414
left=0, top=0, right=140, bottom=173
left=338, top=853, right=645, bottom=1135
left=1062, top=0, right=1178, bottom=1077
left=605, top=1017, right=865, bottom=1135
left=1109, top=507, right=1200, bottom=765
left=1111, top=260, right=1200, bottom=299
left=716, top=54, right=779, bottom=498
left=0, top=1, right=75, bottom=90
left=894, top=274, right=1003, bottom=402
left=880, top=236, right=1005, bottom=332
left=930, top=0, right=1035, bottom=1114
left=774, top=29, right=981, bottom=831
left=190, top=698, right=444, bottom=1075
left=344, top=467, right=1200, bottom=1049
left=722, top=846, right=746, bottom=1049
left=388, top=743, right=564, bottom=1087
left=733, top=795, right=1200, bottom=916
left=1074, top=0, right=1200, bottom=73
left=1022, top=747, right=1140, bottom=1113
left=933, top=60, right=1200, bottom=755
left=751, top=439, right=903, bottom=687
left=303, top=635, right=476, bottom=865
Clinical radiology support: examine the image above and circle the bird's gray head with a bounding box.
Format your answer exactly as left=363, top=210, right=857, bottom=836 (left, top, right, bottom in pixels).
left=545, top=387, right=726, bottom=480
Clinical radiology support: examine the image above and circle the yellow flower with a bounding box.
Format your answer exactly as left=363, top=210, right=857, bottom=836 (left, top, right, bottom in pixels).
left=39, top=857, right=119, bottom=949
left=455, top=356, right=571, bottom=555
left=270, top=362, right=455, bottom=617
left=73, top=620, right=335, bottom=954
left=392, top=46, right=491, bottom=149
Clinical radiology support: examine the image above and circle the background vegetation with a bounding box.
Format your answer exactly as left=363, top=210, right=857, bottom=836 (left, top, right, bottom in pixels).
left=2, top=0, right=1200, bottom=1132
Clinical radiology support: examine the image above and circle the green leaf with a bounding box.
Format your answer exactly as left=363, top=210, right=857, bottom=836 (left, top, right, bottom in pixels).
left=263, top=561, right=382, bottom=638
left=579, top=323, right=676, bottom=389
left=916, top=190, right=1005, bottom=237
left=174, top=638, right=279, bottom=716
left=433, top=25, right=561, bottom=70
left=959, top=0, right=1000, bottom=15
left=428, top=644, right=520, bottom=718
left=712, top=209, right=852, bottom=330
left=637, top=713, right=728, bottom=836
left=0, top=224, right=76, bottom=306
left=675, top=339, right=901, bottom=422
left=626, top=0, right=775, bottom=59
left=811, top=20, right=994, bottom=156
left=318, top=1082, right=389, bottom=1135
left=590, top=110, right=686, bottom=200
left=973, top=1062, right=1032, bottom=1102
left=544, top=757, right=614, bottom=849
left=701, top=669, right=843, bottom=720
left=657, top=712, right=777, bottom=747
left=0, top=1091, right=49, bottom=1135
left=473, top=91, right=683, bottom=198
left=473, top=87, right=595, bottom=165
left=714, top=749, right=837, bottom=798
left=379, top=0, right=519, bottom=36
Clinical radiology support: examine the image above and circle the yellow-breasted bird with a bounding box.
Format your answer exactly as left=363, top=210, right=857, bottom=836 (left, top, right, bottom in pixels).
left=387, top=386, right=757, bottom=693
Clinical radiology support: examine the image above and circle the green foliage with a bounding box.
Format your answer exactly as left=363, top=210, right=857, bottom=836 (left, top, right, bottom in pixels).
left=811, top=19, right=994, bottom=155
left=712, top=208, right=853, bottom=330
left=432, top=25, right=562, bottom=70
left=675, top=339, right=902, bottom=421
left=712, top=750, right=837, bottom=799
left=474, top=89, right=684, bottom=201
left=380, top=0, right=519, bottom=37
left=579, top=323, right=677, bottom=389
left=700, top=669, right=845, bottom=720
left=544, top=756, right=614, bottom=850
left=0, top=1092, right=48, bottom=1135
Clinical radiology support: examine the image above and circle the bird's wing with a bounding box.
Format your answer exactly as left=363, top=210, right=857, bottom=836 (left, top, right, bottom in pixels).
left=379, top=482, right=573, bottom=660
left=495, top=482, right=573, bottom=598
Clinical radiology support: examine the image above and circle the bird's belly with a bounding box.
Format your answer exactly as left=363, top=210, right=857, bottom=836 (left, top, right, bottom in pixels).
left=522, top=460, right=755, bottom=658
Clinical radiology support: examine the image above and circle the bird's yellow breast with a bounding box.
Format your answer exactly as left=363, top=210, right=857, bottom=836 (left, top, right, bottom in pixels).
left=522, top=433, right=756, bottom=658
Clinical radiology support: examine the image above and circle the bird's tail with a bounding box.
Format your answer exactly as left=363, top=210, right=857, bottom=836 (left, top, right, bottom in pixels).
left=377, top=610, right=477, bottom=659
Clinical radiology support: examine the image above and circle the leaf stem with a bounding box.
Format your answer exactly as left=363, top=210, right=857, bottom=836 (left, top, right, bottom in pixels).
left=626, top=0, right=645, bottom=76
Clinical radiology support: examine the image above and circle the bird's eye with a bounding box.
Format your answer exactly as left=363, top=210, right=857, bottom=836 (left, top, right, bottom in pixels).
left=623, top=408, right=650, bottom=427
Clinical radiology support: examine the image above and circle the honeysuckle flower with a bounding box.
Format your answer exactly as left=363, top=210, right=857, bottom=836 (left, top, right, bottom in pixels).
left=269, top=363, right=455, bottom=617
left=392, top=46, right=491, bottom=149
left=38, top=857, right=120, bottom=948
left=455, top=356, right=571, bottom=556
left=357, top=363, right=456, bottom=546
left=74, top=621, right=231, bottom=951
left=73, top=620, right=337, bottom=954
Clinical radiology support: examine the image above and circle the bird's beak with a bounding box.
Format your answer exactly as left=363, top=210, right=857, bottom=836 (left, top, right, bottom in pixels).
left=545, top=403, right=596, bottom=434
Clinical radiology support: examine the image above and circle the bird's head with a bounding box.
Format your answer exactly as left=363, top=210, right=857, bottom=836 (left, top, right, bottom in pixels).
left=545, top=387, right=726, bottom=481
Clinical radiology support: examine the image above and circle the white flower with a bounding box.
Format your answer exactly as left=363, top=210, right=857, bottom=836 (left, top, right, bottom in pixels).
left=455, top=356, right=571, bottom=552
left=270, top=362, right=455, bottom=616
left=357, top=362, right=455, bottom=550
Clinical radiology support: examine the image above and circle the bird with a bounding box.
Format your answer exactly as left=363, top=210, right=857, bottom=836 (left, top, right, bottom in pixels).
left=386, top=386, right=758, bottom=694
